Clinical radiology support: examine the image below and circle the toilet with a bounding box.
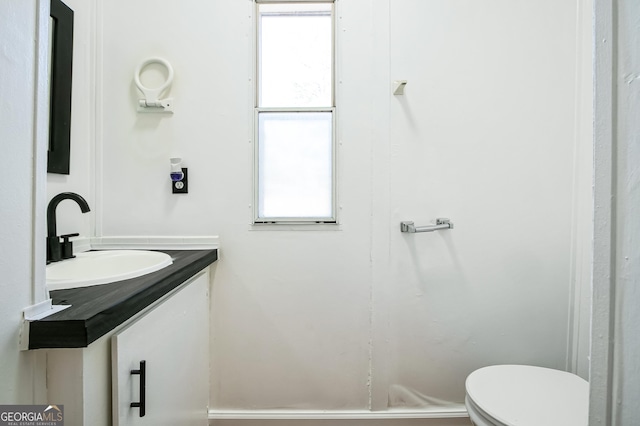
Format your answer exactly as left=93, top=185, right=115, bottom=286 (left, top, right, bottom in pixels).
left=465, top=365, right=588, bottom=426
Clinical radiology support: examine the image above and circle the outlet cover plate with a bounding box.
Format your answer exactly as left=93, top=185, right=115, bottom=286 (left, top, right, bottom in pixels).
left=172, top=168, right=188, bottom=194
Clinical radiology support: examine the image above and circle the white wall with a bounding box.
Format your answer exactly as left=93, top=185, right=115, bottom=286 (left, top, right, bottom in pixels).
left=0, top=0, right=47, bottom=404
left=570, top=0, right=594, bottom=380
left=46, top=0, right=95, bottom=241
left=98, top=0, right=373, bottom=411
left=94, top=0, right=592, bottom=421
left=613, top=0, right=640, bottom=422
left=0, top=0, right=595, bottom=420
left=0, top=0, right=94, bottom=406
left=590, top=0, right=640, bottom=423
left=379, top=0, right=593, bottom=407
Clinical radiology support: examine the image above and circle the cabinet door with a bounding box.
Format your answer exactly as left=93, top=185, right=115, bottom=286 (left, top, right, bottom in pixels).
left=112, top=271, right=209, bottom=425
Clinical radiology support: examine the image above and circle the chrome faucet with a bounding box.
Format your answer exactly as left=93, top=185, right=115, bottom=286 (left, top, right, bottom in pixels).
left=47, top=192, right=91, bottom=263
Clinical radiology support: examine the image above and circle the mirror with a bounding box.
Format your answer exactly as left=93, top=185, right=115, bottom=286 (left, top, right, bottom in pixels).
left=48, top=0, right=74, bottom=174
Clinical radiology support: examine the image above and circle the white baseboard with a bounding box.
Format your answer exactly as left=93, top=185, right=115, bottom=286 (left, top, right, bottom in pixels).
left=209, top=407, right=468, bottom=420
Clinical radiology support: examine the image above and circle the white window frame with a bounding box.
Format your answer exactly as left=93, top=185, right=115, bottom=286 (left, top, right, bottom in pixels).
left=253, top=0, right=337, bottom=225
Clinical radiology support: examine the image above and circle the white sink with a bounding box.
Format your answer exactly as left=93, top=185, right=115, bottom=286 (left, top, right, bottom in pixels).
left=46, top=250, right=173, bottom=290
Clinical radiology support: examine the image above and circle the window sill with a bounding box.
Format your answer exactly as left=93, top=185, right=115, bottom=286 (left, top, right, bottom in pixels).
left=249, top=222, right=341, bottom=231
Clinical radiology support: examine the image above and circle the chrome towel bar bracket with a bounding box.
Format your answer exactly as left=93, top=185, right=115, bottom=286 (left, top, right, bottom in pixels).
left=400, top=218, right=454, bottom=233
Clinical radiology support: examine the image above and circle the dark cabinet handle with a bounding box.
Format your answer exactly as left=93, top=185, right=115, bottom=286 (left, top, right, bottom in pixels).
left=130, top=360, right=146, bottom=417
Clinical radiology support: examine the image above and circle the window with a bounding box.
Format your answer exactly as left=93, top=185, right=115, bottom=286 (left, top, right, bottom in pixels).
left=255, top=1, right=335, bottom=224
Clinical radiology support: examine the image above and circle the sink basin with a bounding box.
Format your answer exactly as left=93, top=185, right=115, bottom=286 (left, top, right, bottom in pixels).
left=46, top=250, right=173, bottom=290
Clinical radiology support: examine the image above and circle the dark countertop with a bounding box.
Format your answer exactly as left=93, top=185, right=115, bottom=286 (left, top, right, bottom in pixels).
left=29, top=249, right=218, bottom=349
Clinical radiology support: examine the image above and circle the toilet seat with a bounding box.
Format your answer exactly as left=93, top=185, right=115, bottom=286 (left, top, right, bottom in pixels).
left=466, top=395, right=509, bottom=426
left=465, top=365, right=588, bottom=426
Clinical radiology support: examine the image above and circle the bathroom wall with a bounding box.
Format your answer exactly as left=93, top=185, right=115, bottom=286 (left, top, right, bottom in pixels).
left=98, top=0, right=374, bottom=413
left=590, top=0, right=640, bottom=422
left=0, top=0, right=95, bottom=406
left=0, top=0, right=47, bottom=404
left=380, top=0, right=593, bottom=409
left=611, top=0, right=640, bottom=421
left=94, top=0, right=592, bottom=422
left=571, top=0, right=594, bottom=380
left=46, top=0, right=95, bottom=241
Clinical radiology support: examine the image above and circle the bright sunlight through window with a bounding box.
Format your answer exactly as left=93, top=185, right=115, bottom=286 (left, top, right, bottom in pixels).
left=255, top=1, right=335, bottom=223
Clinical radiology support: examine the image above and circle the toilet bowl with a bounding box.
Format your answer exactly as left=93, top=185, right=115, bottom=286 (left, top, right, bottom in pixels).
left=465, top=365, right=588, bottom=426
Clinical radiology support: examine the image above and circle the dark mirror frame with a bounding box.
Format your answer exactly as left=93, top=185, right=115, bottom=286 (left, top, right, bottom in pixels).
left=48, top=0, right=74, bottom=175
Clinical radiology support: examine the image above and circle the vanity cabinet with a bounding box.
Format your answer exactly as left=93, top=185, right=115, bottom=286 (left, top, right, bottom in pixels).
left=44, top=266, right=212, bottom=426
left=112, top=270, right=209, bottom=425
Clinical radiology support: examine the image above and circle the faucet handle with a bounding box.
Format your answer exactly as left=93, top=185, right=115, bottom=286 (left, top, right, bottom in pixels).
left=46, top=236, right=62, bottom=263
left=60, top=233, right=80, bottom=260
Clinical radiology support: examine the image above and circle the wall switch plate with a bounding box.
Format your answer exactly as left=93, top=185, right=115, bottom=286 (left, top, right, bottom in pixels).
left=172, top=168, right=188, bottom=194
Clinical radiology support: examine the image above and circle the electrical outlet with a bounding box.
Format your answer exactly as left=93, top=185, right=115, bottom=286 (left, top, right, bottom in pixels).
left=172, top=168, right=188, bottom=194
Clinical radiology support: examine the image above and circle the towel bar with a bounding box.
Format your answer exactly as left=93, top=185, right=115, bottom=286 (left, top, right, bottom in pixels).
left=400, top=218, right=453, bottom=233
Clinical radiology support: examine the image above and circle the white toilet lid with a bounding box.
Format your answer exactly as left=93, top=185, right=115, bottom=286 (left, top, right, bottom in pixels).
left=465, top=365, right=588, bottom=426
